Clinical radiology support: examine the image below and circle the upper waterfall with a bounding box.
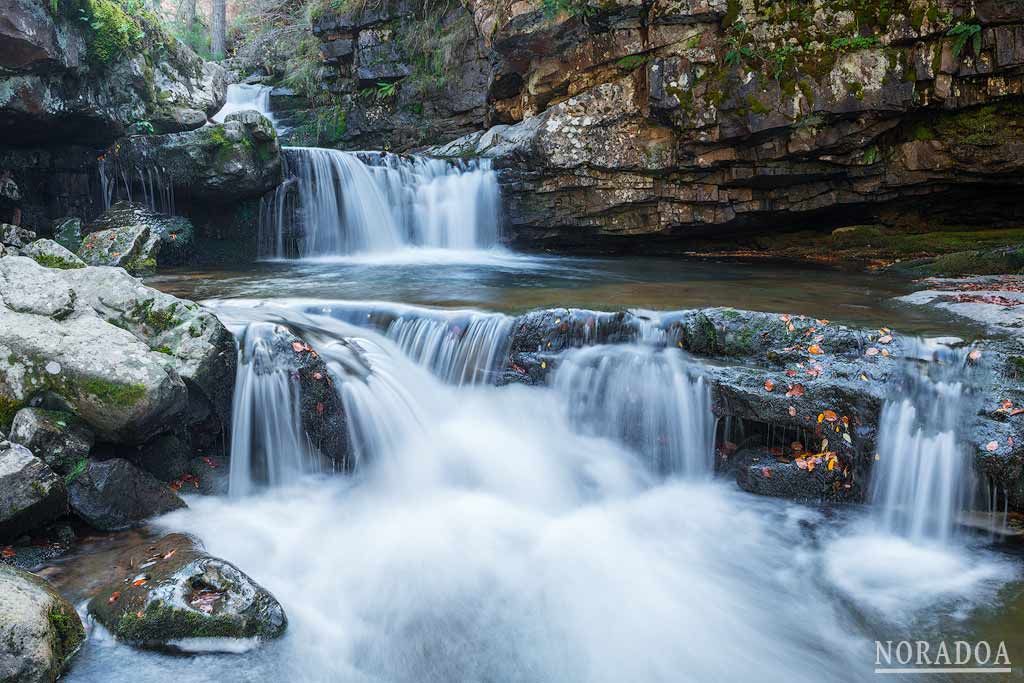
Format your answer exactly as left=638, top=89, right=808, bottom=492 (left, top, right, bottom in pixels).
left=213, top=83, right=278, bottom=128
left=258, top=147, right=502, bottom=259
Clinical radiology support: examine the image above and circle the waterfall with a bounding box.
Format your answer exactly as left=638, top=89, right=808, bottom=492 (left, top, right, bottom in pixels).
left=228, top=322, right=319, bottom=496
left=257, top=147, right=501, bottom=259
left=306, top=302, right=513, bottom=385
left=98, top=156, right=176, bottom=214
left=869, top=348, right=979, bottom=544
left=213, top=83, right=277, bottom=128
left=552, top=345, right=715, bottom=477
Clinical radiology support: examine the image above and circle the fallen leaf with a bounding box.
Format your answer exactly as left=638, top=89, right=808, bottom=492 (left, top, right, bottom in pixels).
left=969, top=349, right=983, bottom=362
left=764, top=379, right=775, bottom=392
left=785, top=369, right=797, bottom=377
left=986, top=441, right=999, bottom=452
left=1, top=546, right=14, bottom=559
left=313, top=372, right=323, bottom=381
left=827, top=459, right=836, bottom=471
left=162, top=548, right=176, bottom=560
left=132, top=574, right=149, bottom=587
left=859, top=373, right=869, bottom=381
left=291, top=341, right=304, bottom=353
left=795, top=458, right=808, bottom=470
left=823, top=410, right=838, bottom=422
left=842, top=433, right=852, bottom=444
left=808, top=344, right=823, bottom=355
left=761, top=467, right=772, bottom=478
left=878, top=335, right=893, bottom=344
left=866, top=347, right=879, bottom=356
left=806, top=459, right=816, bottom=472
left=108, top=591, right=121, bottom=604
left=785, top=384, right=805, bottom=398
left=788, top=406, right=797, bottom=417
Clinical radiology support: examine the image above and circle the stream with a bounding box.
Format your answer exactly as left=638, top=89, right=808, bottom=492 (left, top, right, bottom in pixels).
left=47, top=86, right=1024, bottom=682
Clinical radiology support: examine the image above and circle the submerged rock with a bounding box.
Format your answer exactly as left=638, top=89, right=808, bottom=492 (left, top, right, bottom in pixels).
left=86, top=202, right=195, bottom=268
left=0, top=564, right=85, bottom=683
left=8, top=407, right=94, bottom=476
left=0, top=442, right=68, bottom=541
left=67, top=458, right=185, bottom=531
left=22, top=239, right=85, bottom=270
left=87, top=533, right=287, bottom=650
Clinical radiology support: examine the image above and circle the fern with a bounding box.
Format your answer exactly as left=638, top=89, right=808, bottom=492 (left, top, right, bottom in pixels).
left=947, top=21, right=982, bottom=60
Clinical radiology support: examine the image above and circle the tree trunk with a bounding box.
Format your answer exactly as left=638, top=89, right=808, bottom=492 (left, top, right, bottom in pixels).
left=210, top=0, right=226, bottom=59
left=177, top=0, right=196, bottom=26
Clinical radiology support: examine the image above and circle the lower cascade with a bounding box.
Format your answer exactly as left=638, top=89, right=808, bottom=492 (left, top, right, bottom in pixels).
left=258, top=147, right=502, bottom=258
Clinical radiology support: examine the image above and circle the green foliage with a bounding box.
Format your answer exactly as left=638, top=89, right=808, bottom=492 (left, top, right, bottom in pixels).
left=947, top=21, right=982, bottom=60
left=830, top=35, right=880, bottom=51
left=82, top=0, right=146, bottom=65
left=171, top=17, right=213, bottom=60
left=133, top=120, right=155, bottom=134
left=541, top=0, right=594, bottom=19
left=78, top=378, right=147, bottom=407
left=31, top=253, right=85, bottom=270
left=616, top=55, right=649, bottom=71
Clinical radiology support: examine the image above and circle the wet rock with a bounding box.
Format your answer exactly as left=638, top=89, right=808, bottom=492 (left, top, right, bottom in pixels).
left=22, top=239, right=85, bottom=270
left=51, top=217, right=82, bottom=253
left=131, top=433, right=193, bottom=482
left=0, top=257, right=234, bottom=445
left=8, top=407, right=93, bottom=476
left=0, top=442, right=68, bottom=541
left=734, top=447, right=848, bottom=502
left=76, top=222, right=156, bottom=274
left=67, top=458, right=185, bottom=531
left=87, top=533, right=287, bottom=650
left=86, top=202, right=195, bottom=268
left=0, top=564, right=85, bottom=683
left=101, top=116, right=283, bottom=204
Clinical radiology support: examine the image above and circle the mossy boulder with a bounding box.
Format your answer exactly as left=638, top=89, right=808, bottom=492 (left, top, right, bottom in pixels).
left=22, top=239, right=85, bottom=270
left=51, top=217, right=83, bottom=253
left=0, top=564, right=84, bottom=683
left=76, top=222, right=157, bottom=275
left=87, top=533, right=287, bottom=651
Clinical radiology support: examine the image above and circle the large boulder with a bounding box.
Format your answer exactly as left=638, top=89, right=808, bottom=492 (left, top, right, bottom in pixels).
left=0, top=223, right=35, bottom=249
left=67, top=458, right=185, bottom=530
left=22, top=239, right=85, bottom=270
left=9, top=407, right=93, bottom=476
left=0, top=0, right=227, bottom=145
left=101, top=116, right=283, bottom=204
left=87, top=533, right=287, bottom=650
left=0, top=564, right=85, bottom=683
left=0, top=442, right=67, bottom=541
left=0, top=257, right=235, bottom=445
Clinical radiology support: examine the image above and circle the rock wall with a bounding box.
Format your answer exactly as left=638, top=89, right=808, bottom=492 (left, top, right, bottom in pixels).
left=423, top=0, right=1024, bottom=250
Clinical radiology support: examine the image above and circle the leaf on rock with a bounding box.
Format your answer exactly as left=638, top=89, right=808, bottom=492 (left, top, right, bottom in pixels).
left=986, top=441, right=999, bottom=452
left=761, top=467, right=772, bottom=478
left=785, top=384, right=805, bottom=398
left=764, top=379, right=775, bottom=392
left=808, top=344, right=823, bottom=355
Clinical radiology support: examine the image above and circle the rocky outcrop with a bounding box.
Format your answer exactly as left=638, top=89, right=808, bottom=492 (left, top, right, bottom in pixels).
left=87, top=533, right=287, bottom=651
left=419, top=0, right=1024, bottom=250
left=67, top=458, right=185, bottom=531
left=0, top=564, right=85, bottom=683
left=0, top=442, right=68, bottom=541
left=101, top=115, right=283, bottom=205
left=0, top=0, right=227, bottom=145
left=9, top=407, right=94, bottom=476
left=0, top=257, right=235, bottom=461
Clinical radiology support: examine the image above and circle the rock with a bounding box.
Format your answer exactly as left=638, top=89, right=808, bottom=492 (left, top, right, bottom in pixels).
left=0, top=223, right=35, bottom=249
left=734, top=447, right=847, bottom=502
left=0, top=257, right=234, bottom=445
left=0, top=564, right=85, bottom=683
left=131, top=433, right=193, bottom=482
left=86, top=202, right=195, bottom=268
left=0, top=442, right=68, bottom=541
left=101, top=117, right=283, bottom=204
left=87, top=533, right=287, bottom=650
left=76, top=223, right=156, bottom=274
left=0, top=0, right=227, bottom=145
left=51, top=217, right=82, bottom=253
left=67, top=458, right=185, bottom=531
left=22, top=239, right=85, bottom=270
left=9, top=407, right=93, bottom=476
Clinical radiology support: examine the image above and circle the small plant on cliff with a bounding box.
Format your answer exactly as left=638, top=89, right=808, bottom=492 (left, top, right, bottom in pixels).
left=541, top=0, right=594, bottom=19
left=947, top=21, right=982, bottom=60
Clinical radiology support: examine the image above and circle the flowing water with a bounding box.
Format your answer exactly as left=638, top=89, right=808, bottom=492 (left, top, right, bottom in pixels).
left=212, top=83, right=278, bottom=128
left=59, top=94, right=1024, bottom=680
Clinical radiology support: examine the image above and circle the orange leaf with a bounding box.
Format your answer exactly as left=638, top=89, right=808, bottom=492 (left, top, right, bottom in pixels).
left=764, top=379, right=775, bottom=392
left=808, top=345, right=823, bottom=355
left=878, top=335, right=893, bottom=344
left=866, top=347, right=879, bottom=356
left=823, top=410, right=838, bottom=423
left=108, top=591, right=121, bottom=604
left=827, top=459, right=836, bottom=471
left=761, top=467, right=772, bottom=478
left=785, top=369, right=797, bottom=377
left=291, top=341, right=304, bottom=353
left=0, top=546, right=14, bottom=559
left=785, top=384, right=805, bottom=398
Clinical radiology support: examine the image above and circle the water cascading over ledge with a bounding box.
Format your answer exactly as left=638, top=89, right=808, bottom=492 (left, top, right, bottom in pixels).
left=257, top=147, right=501, bottom=258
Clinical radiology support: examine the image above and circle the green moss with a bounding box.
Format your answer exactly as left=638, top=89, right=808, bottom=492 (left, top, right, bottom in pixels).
left=47, top=605, right=85, bottom=665
left=746, top=95, right=771, bottom=115
left=115, top=600, right=254, bottom=642
left=84, top=0, right=144, bottom=66
left=616, top=55, right=649, bottom=71
left=64, top=459, right=88, bottom=485
left=31, top=253, right=85, bottom=270
left=128, top=299, right=180, bottom=332
left=0, top=394, right=24, bottom=431
left=913, top=123, right=936, bottom=141
left=78, top=378, right=146, bottom=408
left=154, top=345, right=173, bottom=355
left=934, top=103, right=1024, bottom=147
